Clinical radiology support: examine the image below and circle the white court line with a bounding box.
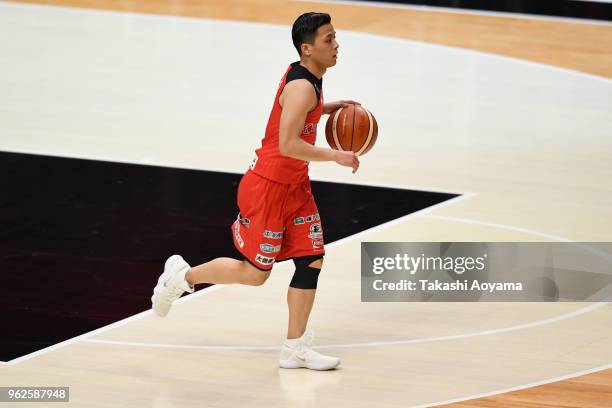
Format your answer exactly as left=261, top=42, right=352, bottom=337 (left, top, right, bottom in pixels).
left=295, top=0, right=612, bottom=27
left=425, top=214, right=612, bottom=264
left=0, top=193, right=472, bottom=365
left=425, top=214, right=575, bottom=242
left=412, top=361, right=612, bottom=408
left=83, top=301, right=609, bottom=350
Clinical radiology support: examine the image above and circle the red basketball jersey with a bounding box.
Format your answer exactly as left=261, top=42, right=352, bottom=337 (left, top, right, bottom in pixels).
left=250, top=62, right=324, bottom=184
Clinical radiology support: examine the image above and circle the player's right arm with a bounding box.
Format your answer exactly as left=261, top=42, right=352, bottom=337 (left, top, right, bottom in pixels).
left=278, top=79, right=359, bottom=173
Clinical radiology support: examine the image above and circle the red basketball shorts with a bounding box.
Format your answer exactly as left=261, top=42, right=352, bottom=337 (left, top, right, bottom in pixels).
left=231, top=170, right=325, bottom=271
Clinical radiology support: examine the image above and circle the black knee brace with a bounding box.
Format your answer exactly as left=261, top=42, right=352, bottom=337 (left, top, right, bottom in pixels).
left=290, top=255, right=323, bottom=289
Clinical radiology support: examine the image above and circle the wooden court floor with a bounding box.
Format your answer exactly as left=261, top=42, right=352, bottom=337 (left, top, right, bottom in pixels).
left=1, top=0, right=612, bottom=407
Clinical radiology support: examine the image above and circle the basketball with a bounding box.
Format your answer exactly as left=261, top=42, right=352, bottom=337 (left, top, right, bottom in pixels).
left=325, top=104, right=378, bottom=156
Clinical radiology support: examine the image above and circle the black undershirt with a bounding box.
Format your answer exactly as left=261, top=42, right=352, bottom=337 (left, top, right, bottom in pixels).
left=286, top=61, right=323, bottom=101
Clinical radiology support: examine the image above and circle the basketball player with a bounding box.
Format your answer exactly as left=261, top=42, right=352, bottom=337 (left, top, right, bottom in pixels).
left=152, top=12, right=359, bottom=371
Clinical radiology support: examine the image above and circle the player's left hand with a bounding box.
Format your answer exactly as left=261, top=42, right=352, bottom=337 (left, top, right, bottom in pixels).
left=324, top=100, right=361, bottom=115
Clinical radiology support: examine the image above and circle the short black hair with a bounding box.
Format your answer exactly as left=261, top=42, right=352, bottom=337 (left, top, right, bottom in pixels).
left=291, top=12, right=332, bottom=56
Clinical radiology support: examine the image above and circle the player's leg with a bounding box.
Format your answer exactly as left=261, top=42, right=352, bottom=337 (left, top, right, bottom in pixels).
left=152, top=255, right=270, bottom=317
left=280, top=256, right=339, bottom=370
left=286, top=257, right=322, bottom=339
left=277, top=189, right=339, bottom=370
left=186, top=258, right=269, bottom=286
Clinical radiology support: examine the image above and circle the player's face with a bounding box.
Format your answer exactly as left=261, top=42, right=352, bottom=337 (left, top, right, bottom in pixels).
left=311, top=24, right=339, bottom=68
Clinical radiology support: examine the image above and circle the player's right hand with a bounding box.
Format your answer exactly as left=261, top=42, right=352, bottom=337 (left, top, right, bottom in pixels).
left=333, top=150, right=360, bottom=174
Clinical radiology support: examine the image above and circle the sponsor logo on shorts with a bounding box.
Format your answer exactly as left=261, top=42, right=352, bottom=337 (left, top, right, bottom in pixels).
left=238, top=214, right=250, bottom=227
left=305, top=213, right=320, bottom=223
left=312, top=239, right=324, bottom=250
left=294, top=213, right=320, bottom=224
left=309, top=223, right=323, bottom=240
left=263, top=230, right=283, bottom=239
left=255, top=253, right=275, bottom=265
left=260, top=243, right=281, bottom=253
left=233, top=220, right=244, bottom=248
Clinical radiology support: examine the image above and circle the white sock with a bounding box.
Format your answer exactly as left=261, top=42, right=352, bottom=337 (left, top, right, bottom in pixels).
left=285, top=333, right=305, bottom=348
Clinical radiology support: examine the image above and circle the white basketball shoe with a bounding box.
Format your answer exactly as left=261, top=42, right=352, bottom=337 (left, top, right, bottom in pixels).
left=279, top=332, right=341, bottom=371
left=152, top=255, right=194, bottom=317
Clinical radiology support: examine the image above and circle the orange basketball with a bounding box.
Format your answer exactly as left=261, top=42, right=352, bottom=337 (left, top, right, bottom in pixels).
left=325, top=104, right=378, bottom=156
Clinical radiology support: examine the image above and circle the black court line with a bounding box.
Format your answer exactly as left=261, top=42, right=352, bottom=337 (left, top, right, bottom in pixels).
left=0, top=151, right=458, bottom=362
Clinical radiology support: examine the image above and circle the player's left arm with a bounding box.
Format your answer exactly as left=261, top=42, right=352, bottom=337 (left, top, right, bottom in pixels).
left=323, top=100, right=361, bottom=115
